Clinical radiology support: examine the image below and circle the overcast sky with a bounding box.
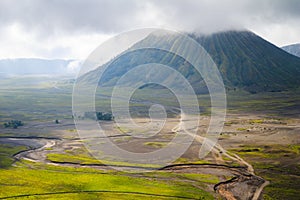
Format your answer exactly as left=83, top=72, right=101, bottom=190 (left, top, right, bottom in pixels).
left=0, top=0, right=299, bottom=59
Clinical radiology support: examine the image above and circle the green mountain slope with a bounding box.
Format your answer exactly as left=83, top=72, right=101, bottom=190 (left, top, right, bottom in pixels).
left=80, top=30, right=300, bottom=93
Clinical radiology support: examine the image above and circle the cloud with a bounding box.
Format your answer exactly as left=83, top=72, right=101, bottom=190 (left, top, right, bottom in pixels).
left=1, top=0, right=299, bottom=34
left=0, top=0, right=299, bottom=59
left=67, top=60, right=82, bottom=74
left=0, top=0, right=147, bottom=36
left=144, top=0, right=300, bottom=34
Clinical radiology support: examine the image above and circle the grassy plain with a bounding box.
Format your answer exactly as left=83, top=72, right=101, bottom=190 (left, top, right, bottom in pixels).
left=0, top=77, right=300, bottom=199
left=0, top=162, right=215, bottom=199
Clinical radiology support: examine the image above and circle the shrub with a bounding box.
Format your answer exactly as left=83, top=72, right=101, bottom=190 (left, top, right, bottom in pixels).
left=3, top=120, right=23, bottom=128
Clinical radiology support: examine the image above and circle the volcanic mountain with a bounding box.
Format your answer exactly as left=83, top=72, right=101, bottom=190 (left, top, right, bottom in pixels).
left=80, top=30, right=300, bottom=94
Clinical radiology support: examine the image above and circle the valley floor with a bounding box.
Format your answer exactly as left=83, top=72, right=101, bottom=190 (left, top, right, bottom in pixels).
left=0, top=113, right=299, bottom=199
left=0, top=80, right=299, bottom=199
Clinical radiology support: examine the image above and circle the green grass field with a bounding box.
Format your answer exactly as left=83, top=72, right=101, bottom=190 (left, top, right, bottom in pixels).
left=0, top=161, right=216, bottom=200
left=0, top=141, right=216, bottom=199
left=0, top=143, right=28, bottom=168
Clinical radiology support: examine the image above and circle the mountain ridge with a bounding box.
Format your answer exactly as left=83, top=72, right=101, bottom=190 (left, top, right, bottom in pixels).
left=282, top=43, right=300, bottom=58
left=0, top=58, right=80, bottom=75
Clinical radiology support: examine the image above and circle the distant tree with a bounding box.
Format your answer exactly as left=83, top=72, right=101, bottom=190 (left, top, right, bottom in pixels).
left=96, top=112, right=103, bottom=120
left=102, top=113, right=113, bottom=121
left=15, top=120, right=23, bottom=126
left=3, top=122, right=9, bottom=128
left=83, top=111, right=114, bottom=121
left=3, top=120, right=24, bottom=128
left=96, top=112, right=114, bottom=121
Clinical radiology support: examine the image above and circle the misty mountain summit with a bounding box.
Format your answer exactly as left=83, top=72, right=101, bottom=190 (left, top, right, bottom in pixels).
left=80, top=30, right=300, bottom=94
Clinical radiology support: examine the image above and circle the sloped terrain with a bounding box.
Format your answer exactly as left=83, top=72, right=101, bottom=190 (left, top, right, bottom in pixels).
left=80, top=30, right=300, bottom=93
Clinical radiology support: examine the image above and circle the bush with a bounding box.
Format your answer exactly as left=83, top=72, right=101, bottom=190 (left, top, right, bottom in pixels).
left=96, top=112, right=114, bottom=121
left=3, top=120, right=23, bottom=128
left=83, top=112, right=114, bottom=121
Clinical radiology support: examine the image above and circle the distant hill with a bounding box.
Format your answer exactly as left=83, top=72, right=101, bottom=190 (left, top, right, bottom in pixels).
left=0, top=58, right=80, bottom=75
left=282, top=43, right=300, bottom=58
left=80, top=30, right=300, bottom=93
